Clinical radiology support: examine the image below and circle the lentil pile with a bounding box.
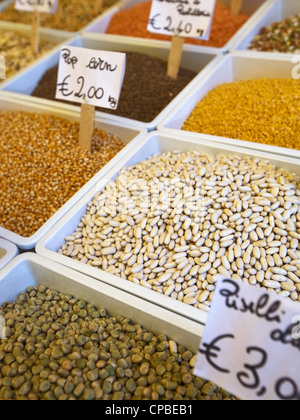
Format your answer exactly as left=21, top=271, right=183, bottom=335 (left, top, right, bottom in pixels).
left=0, top=285, right=236, bottom=400
left=59, top=151, right=300, bottom=310
left=0, top=0, right=115, bottom=32
left=31, top=52, right=197, bottom=123
left=0, top=30, right=56, bottom=79
left=105, top=1, right=249, bottom=48
left=0, top=111, right=125, bottom=237
left=182, top=78, right=300, bottom=150
left=249, top=14, right=300, bottom=53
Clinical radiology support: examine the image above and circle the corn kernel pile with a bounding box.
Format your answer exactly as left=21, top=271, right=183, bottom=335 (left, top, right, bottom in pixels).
left=182, top=78, right=300, bottom=150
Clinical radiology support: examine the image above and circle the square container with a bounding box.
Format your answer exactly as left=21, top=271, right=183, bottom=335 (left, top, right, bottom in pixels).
left=0, top=253, right=204, bottom=354
left=159, top=51, right=300, bottom=158
left=0, top=239, right=18, bottom=271
left=233, top=0, right=300, bottom=53
left=84, top=0, right=273, bottom=53
left=0, top=33, right=221, bottom=131
left=0, top=1, right=119, bottom=34
left=36, top=131, right=300, bottom=326
left=0, top=92, right=146, bottom=250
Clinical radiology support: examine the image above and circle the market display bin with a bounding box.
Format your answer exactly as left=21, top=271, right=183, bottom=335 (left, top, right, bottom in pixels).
left=0, top=92, right=146, bottom=250
left=0, top=253, right=204, bottom=354
left=36, top=131, right=300, bottom=326
left=0, top=33, right=221, bottom=131
left=158, top=51, right=300, bottom=159
left=0, top=239, right=18, bottom=271
left=83, top=0, right=274, bottom=54
left=0, top=20, right=74, bottom=84
left=232, top=0, right=300, bottom=53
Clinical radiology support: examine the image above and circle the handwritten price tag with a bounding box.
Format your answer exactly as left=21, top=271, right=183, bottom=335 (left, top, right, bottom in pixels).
left=194, top=277, right=300, bottom=400
left=15, top=0, right=58, bottom=13
left=148, top=0, right=216, bottom=39
left=55, top=46, right=126, bottom=109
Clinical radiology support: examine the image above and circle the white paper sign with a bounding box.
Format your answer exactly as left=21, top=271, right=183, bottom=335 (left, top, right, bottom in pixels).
left=55, top=46, right=126, bottom=110
left=147, top=0, right=216, bottom=39
left=15, top=0, right=58, bottom=13
left=194, top=277, right=300, bottom=400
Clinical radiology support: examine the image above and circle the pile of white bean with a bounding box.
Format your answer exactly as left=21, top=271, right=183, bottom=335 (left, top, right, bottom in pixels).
left=59, top=151, right=300, bottom=311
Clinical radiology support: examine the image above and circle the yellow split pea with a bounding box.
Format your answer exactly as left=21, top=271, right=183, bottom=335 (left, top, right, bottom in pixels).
left=182, top=78, right=300, bottom=150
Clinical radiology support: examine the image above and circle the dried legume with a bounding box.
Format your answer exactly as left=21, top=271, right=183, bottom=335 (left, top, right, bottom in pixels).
left=59, top=151, right=300, bottom=308
left=0, top=111, right=125, bottom=237
left=31, top=52, right=197, bottom=123
left=105, top=1, right=249, bottom=48
left=0, top=285, right=236, bottom=400
left=0, top=0, right=117, bottom=32
left=0, top=30, right=56, bottom=79
left=182, top=78, right=300, bottom=150
left=249, top=14, right=300, bottom=53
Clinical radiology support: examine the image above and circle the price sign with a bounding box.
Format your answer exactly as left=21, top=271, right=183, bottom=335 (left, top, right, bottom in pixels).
left=15, top=0, right=58, bottom=13
left=147, top=0, right=216, bottom=40
left=194, top=277, right=300, bottom=400
left=55, top=46, right=126, bottom=110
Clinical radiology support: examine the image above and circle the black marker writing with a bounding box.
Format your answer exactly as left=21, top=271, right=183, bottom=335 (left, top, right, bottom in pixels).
left=219, top=279, right=283, bottom=323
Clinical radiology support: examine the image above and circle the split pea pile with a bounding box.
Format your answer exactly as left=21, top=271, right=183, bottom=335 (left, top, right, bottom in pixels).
left=59, top=151, right=300, bottom=310
left=0, top=111, right=125, bottom=237
left=0, top=0, right=116, bottom=32
left=0, top=285, right=235, bottom=400
left=0, top=30, right=56, bottom=79
left=249, top=14, right=300, bottom=53
left=182, top=78, right=300, bottom=150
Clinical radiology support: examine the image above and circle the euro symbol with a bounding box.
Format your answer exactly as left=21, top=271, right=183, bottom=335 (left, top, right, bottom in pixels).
left=148, top=13, right=162, bottom=31
left=199, top=334, right=235, bottom=374
left=57, top=75, right=74, bottom=97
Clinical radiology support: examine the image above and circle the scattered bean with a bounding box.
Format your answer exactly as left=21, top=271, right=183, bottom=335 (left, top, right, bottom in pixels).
left=0, top=286, right=236, bottom=401
left=0, top=111, right=125, bottom=237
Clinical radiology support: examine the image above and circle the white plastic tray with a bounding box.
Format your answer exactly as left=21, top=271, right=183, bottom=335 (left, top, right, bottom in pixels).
left=232, top=0, right=300, bottom=53
left=0, top=253, right=204, bottom=354
left=1, top=32, right=221, bottom=131
left=0, top=92, right=146, bottom=250
left=36, top=131, right=300, bottom=326
left=84, top=0, right=274, bottom=54
left=0, top=238, right=18, bottom=271
left=0, top=1, right=119, bottom=35
left=0, top=0, right=13, bottom=12
left=159, top=51, right=300, bottom=158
